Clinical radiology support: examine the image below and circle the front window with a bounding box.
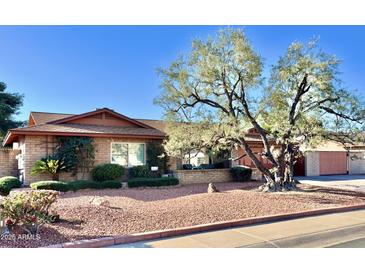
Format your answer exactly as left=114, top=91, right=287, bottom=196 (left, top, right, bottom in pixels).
left=111, top=143, right=145, bottom=166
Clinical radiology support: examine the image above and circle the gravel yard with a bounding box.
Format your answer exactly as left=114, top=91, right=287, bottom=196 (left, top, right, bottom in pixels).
left=2, top=182, right=365, bottom=248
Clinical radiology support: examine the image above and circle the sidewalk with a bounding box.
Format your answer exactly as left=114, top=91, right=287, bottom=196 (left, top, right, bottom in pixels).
left=112, top=209, right=365, bottom=248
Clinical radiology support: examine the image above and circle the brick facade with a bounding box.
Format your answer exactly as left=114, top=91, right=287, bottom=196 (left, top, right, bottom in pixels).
left=21, top=135, right=171, bottom=185
left=3, top=134, right=263, bottom=185
left=0, top=148, right=20, bottom=178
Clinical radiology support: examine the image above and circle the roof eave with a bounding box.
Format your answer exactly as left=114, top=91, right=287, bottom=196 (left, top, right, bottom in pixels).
left=2, top=130, right=16, bottom=147
left=4, top=129, right=166, bottom=141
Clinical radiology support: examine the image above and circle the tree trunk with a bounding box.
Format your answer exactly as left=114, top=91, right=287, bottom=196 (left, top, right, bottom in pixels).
left=239, top=139, right=274, bottom=182
left=258, top=144, right=297, bottom=192
left=52, top=173, right=59, bottom=181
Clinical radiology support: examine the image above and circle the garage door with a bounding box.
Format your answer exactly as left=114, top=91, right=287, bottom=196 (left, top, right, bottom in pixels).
left=319, top=152, right=347, bottom=175
left=349, top=152, right=365, bottom=174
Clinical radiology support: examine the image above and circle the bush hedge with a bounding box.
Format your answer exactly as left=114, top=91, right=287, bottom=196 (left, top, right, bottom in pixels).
left=128, top=165, right=153, bottom=178
left=97, top=180, right=122, bottom=189
left=69, top=180, right=97, bottom=191
left=128, top=177, right=179, bottom=188
left=30, top=180, right=122, bottom=192
left=0, top=176, right=22, bottom=195
left=91, top=163, right=125, bottom=182
left=30, top=181, right=70, bottom=192
left=230, top=166, right=252, bottom=182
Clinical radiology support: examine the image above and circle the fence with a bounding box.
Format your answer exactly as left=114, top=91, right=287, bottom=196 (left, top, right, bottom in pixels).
left=173, top=168, right=262, bottom=185
left=0, top=148, right=20, bottom=178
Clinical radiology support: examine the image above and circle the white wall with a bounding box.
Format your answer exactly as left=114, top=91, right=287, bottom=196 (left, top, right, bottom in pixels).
left=349, top=151, right=365, bottom=174
left=305, top=151, right=320, bottom=176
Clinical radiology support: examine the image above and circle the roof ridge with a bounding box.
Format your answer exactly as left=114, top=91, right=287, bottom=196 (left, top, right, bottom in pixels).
left=30, top=112, right=163, bottom=122
left=30, top=111, right=75, bottom=115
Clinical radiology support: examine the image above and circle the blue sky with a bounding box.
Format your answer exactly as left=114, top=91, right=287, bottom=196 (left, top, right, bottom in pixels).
left=0, top=26, right=364, bottom=122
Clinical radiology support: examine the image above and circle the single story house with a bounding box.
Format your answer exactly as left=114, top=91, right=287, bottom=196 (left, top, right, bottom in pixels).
left=3, top=108, right=170, bottom=184
left=2, top=107, right=364, bottom=184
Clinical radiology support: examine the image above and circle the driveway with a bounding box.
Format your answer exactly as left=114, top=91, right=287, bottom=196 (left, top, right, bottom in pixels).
left=297, top=175, right=365, bottom=192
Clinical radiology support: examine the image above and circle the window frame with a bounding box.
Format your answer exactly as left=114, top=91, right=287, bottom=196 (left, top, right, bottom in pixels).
left=110, top=141, right=146, bottom=167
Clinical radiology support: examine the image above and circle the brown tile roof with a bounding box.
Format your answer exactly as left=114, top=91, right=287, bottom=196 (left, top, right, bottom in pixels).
left=11, top=123, right=165, bottom=138
left=29, top=111, right=168, bottom=132
left=12, top=111, right=268, bottom=144
left=30, top=112, right=74, bottom=125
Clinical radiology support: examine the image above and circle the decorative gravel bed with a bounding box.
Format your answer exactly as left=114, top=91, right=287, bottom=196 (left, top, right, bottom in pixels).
left=2, top=182, right=365, bottom=248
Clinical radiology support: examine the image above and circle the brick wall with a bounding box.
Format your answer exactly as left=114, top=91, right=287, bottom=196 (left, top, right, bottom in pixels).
left=173, top=169, right=233, bottom=184
left=22, top=135, right=156, bottom=184
left=0, top=148, right=20, bottom=178
left=173, top=168, right=262, bottom=185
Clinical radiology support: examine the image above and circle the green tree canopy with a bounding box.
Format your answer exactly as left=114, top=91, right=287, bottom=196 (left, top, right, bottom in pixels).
left=155, top=28, right=365, bottom=191
left=0, top=82, right=24, bottom=142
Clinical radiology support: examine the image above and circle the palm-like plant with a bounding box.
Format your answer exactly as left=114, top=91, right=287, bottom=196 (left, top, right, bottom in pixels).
left=31, top=156, right=66, bottom=181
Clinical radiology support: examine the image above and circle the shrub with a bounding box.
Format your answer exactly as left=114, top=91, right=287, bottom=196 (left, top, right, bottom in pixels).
left=98, top=180, right=122, bottom=189
left=146, top=141, right=169, bottom=173
left=198, top=164, right=214, bottom=169
left=182, top=164, right=193, bottom=170
left=128, top=177, right=179, bottom=188
left=30, top=179, right=122, bottom=192
left=30, top=181, right=70, bottom=192
left=91, top=163, right=125, bottom=182
left=68, top=180, right=98, bottom=191
left=212, top=161, right=228, bottom=169
left=128, top=165, right=151, bottom=178
left=230, top=166, right=252, bottom=182
left=55, top=137, right=95, bottom=175
left=0, top=176, right=22, bottom=195
left=0, top=190, right=59, bottom=234
left=31, top=155, right=66, bottom=181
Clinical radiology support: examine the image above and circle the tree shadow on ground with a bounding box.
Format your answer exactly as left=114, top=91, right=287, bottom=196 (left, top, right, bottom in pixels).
left=281, top=184, right=365, bottom=205
left=299, top=184, right=365, bottom=198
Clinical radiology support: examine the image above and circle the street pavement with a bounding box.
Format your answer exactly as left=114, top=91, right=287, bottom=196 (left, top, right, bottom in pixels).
left=112, top=209, right=365, bottom=248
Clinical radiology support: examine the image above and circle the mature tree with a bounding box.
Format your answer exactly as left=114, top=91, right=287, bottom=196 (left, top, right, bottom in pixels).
left=155, top=28, right=365, bottom=192
left=0, top=82, right=24, bottom=142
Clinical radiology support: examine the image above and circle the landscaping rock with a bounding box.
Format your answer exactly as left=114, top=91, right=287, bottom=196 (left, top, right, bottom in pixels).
left=89, top=197, right=110, bottom=207
left=207, top=183, right=219, bottom=193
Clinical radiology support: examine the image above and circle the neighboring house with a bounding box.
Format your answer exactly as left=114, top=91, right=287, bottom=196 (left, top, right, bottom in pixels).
left=183, top=151, right=210, bottom=167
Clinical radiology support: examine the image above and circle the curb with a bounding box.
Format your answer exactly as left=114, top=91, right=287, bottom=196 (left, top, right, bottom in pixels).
left=44, top=203, right=365, bottom=248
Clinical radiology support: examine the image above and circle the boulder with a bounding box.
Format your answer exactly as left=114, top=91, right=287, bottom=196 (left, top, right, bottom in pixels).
left=207, top=183, right=219, bottom=193
left=89, top=197, right=110, bottom=207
